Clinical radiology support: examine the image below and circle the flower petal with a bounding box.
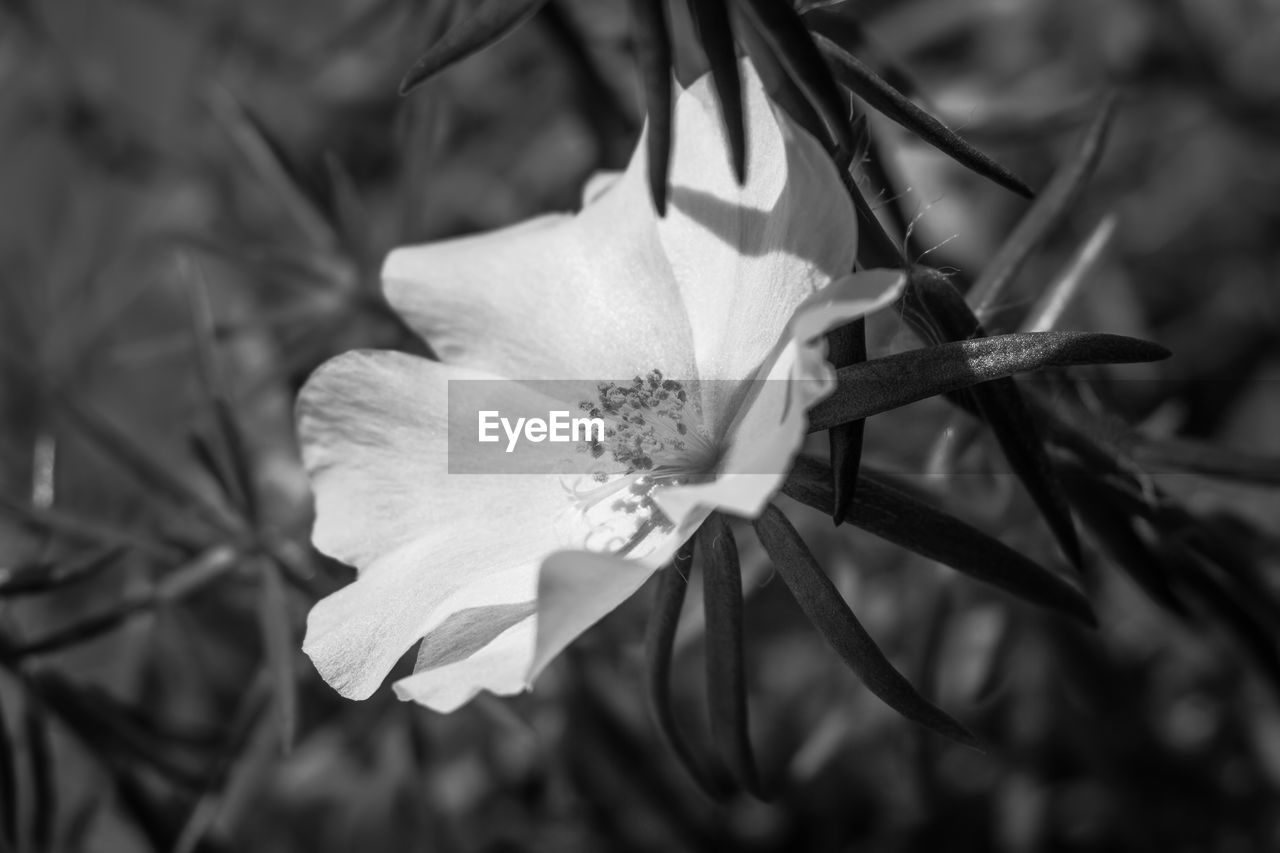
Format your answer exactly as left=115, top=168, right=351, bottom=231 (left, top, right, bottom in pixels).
left=654, top=270, right=905, bottom=522
left=527, top=550, right=661, bottom=681
left=298, top=350, right=712, bottom=704
left=658, top=61, right=858, bottom=427
left=298, top=351, right=596, bottom=699
left=382, top=167, right=694, bottom=382
left=393, top=614, right=537, bottom=713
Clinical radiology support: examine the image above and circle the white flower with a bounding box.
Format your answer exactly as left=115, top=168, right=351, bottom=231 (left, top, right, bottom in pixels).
left=296, top=62, right=903, bottom=712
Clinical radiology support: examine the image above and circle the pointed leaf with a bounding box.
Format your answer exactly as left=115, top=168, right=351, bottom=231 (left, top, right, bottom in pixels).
left=968, top=95, right=1117, bottom=322
left=0, top=702, right=15, bottom=850
left=1131, top=436, right=1280, bottom=486
left=399, top=0, right=550, bottom=94
left=733, top=0, right=853, bottom=154
left=644, top=542, right=727, bottom=798
left=0, top=545, right=125, bottom=598
left=687, top=0, right=746, bottom=183
left=52, top=393, right=242, bottom=537
left=1060, top=473, right=1190, bottom=617
left=1163, top=546, right=1280, bottom=690
left=206, top=86, right=336, bottom=251
left=1023, top=214, right=1117, bottom=333
left=12, top=546, right=237, bottom=658
left=814, top=33, right=1032, bottom=198
left=24, top=702, right=55, bottom=851
left=803, top=5, right=925, bottom=101
left=843, top=168, right=903, bottom=268
left=826, top=319, right=867, bottom=523
left=903, top=267, right=1082, bottom=566
left=807, top=331, right=1169, bottom=432
left=187, top=262, right=258, bottom=524
left=731, top=5, right=829, bottom=149
left=753, top=504, right=979, bottom=747
left=697, top=516, right=764, bottom=798
left=256, top=558, right=296, bottom=754
left=629, top=0, right=674, bottom=215
left=783, top=456, right=1096, bottom=625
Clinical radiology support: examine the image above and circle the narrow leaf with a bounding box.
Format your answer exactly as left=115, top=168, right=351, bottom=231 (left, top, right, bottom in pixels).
left=0, top=703, right=16, bottom=850
left=807, top=331, right=1169, bottom=432
left=399, top=0, right=550, bottom=94
left=629, top=0, right=674, bottom=215
left=815, top=33, right=1032, bottom=198
left=644, top=543, right=726, bottom=798
left=186, top=261, right=259, bottom=524
left=697, top=516, right=764, bottom=798
left=802, top=6, right=925, bottom=101
left=1023, top=214, right=1117, bottom=333
left=826, top=319, right=867, bottom=523
left=783, top=456, right=1096, bottom=625
left=1060, top=474, right=1190, bottom=617
left=731, top=5, right=829, bottom=149
left=687, top=0, right=746, bottom=182
left=843, top=168, right=903, bottom=269
left=733, top=0, right=853, bottom=154
left=12, top=546, right=237, bottom=658
left=256, top=558, right=297, bottom=754
left=1131, top=436, right=1280, bottom=486
left=52, top=394, right=242, bottom=537
left=24, top=702, right=55, bottom=851
left=206, top=86, right=336, bottom=251
left=753, top=504, right=979, bottom=748
left=968, top=95, right=1118, bottom=322
left=0, top=546, right=125, bottom=598
left=903, top=267, right=1082, bottom=566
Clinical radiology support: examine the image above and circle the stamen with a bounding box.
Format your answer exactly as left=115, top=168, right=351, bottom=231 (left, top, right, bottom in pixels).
left=564, top=370, right=719, bottom=558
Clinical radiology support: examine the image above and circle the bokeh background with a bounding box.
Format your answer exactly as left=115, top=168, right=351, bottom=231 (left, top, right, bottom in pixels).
left=2, top=0, right=1280, bottom=850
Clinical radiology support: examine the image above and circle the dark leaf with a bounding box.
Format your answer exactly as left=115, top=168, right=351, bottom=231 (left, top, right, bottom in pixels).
left=807, top=331, right=1169, bottom=432
left=399, top=0, right=550, bottom=94
left=0, top=702, right=15, bottom=849
left=0, top=545, right=126, bottom=598
left=24, top=702, right=55, bottom=851
left=1061, top=473, right=1190, bottom=617
left=52, top=392, right=242, bottom=538
left=628, top=0, right=674, bottom=215
left=644, top=543, right=726, bottom=798
left=843, top=168, right=903, bottom=269
left=0, top=494, right=181, bottom=561
left=687, top=0, right=746, bottom=183
left=802, top=5, right=925, bottom=101
left=27, top=672, right=204, bottom=788
left=1163, top=546, right=1280, bottom=691
left=783, top=456, right=1096, bottom=625
left=815, top=33, right=1032, bottom=198
left=1022, top=214, right=1118, bottom=333
left=826, top=319, right=867, bottom=523
left=903, top=266, right=1082, bottom=567
left=171, top=673, right=275, bottom=853
left=753, top=504, right=979, bottom=747
left=697, top=516, right=764, bottom=798
left=256, top=558, right=297, bottom=754
left=206, top=86, right=336, bottom=251
left=187, top=264, right=258, bottom=524
left=12, top=546, right=237, bottom=658
left=967, top=95, right=1117, bottom=322
left=731, top=5, right=829, bottom=149
left=1131, top=436, right=1280, bottom=486
left=733, top=0, right=852, bottom=154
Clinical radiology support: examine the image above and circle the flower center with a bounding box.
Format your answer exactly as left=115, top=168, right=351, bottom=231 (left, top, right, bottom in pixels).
left=565, top=370, right=718, bottom=556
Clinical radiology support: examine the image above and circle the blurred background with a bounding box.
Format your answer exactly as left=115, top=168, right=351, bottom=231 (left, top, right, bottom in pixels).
left=2, top=0, right=1280, bottom=850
